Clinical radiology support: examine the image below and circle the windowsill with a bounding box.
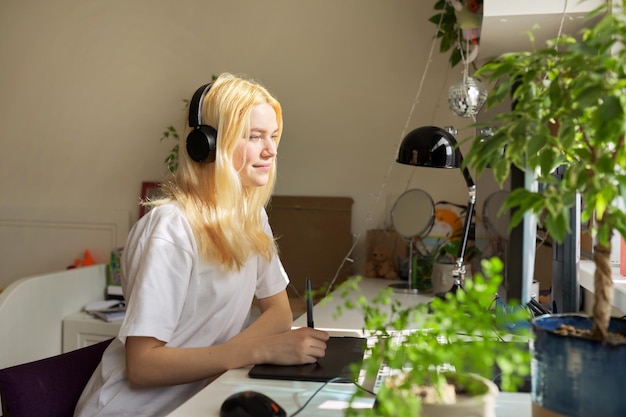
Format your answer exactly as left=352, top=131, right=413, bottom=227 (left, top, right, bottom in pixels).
left=579, top=259, right=626, bottom=314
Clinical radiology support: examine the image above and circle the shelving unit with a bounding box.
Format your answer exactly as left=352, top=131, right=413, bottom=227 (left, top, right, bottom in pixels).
left=63, top=312, right=122, bottom=352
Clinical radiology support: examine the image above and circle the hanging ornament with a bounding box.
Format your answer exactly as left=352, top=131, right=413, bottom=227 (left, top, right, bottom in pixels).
left=447, top=16, right=487, bottom=119
left=447, top=73, right=488, bottom=118
left=454, top=0, right=482, bottom=61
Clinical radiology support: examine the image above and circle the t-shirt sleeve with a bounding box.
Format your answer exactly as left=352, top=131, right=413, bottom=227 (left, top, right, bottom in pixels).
left=118, top=205, right=195, bottom=344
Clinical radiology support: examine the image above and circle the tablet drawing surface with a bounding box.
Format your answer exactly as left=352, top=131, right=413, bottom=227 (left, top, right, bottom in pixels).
left=248, top=336, right=367, bottom=382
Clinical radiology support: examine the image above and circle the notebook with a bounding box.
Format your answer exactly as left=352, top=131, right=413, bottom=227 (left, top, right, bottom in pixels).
left=248, top=336, right=367, bottom=382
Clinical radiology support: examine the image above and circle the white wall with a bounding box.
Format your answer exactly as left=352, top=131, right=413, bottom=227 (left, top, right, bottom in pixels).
left=0, top=0, right=476, bottom=285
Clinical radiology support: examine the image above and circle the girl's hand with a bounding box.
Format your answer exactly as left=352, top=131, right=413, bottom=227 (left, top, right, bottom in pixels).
left=258, top=327, right=330, bottom=365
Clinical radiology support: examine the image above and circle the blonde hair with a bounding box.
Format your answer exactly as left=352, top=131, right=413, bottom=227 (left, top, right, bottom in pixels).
left=159, top=73, right=283, bottom=270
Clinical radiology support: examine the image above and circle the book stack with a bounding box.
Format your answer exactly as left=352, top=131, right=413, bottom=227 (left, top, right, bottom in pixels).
left=107, top=247, right=124, bottom=300
left=85, top=300, right=126, bottom=322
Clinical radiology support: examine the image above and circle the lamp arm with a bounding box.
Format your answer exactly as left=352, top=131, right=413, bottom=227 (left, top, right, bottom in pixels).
left=456, top=184, right=477, bottom=267
left=461, top=166, right=475, bottom=188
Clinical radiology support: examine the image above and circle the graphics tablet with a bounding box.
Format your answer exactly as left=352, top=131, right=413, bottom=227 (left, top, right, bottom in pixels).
left=248, top=336, right=367, bottom=382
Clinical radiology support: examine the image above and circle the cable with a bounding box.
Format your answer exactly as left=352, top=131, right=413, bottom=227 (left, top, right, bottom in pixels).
left=288, top=377, right=375, bottom=417
left=324, top=8, right=448, bottom=298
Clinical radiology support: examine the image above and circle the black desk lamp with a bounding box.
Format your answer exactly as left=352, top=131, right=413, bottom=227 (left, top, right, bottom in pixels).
left=396, top=126, right=476, bottom=295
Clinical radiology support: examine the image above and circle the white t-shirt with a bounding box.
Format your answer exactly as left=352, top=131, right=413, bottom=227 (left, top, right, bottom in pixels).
left=74, top=202, right=289, bottom=417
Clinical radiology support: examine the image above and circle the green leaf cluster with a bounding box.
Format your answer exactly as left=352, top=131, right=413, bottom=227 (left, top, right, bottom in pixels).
left=160, top=124, right=181, bottom=174
left=159, top=98, right=189, bottom=174
left=338, top=257, right=532, bottom=417
left=466, top=2, right=626, bottom=248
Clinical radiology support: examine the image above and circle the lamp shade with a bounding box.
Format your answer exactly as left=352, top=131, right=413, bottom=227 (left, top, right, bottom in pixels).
left=396, top=126, right=462, bottom=168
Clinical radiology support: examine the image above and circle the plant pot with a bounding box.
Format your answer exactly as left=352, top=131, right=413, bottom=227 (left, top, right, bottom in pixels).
left=431, top=262, right=472, bottom=296
left=383, top=373, right=498, bottom=417
left=421, top=375, right=498, bottom=417
left=531, top=314, right=626, bottom=417
left=412, top=256, right=434, bottom=290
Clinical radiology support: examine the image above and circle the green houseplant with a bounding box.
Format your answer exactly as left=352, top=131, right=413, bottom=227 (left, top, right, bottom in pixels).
left=336, top=257, right=531, bottom=417
left=466, top=1, right=625, bottom=343
left=464, top=2, right=626, bottom=415
left=413, top=229, right=481, bottom=293
left=161, top=122, right=183, bottom=174
left=411, top=203, right=481, bottom=291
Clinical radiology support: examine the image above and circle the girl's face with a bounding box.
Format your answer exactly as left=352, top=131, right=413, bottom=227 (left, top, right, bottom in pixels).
left=233, top=102, right=279, bottom=187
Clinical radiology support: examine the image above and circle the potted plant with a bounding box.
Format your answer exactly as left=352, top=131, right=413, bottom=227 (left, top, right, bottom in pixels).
left=410, top=236, right=454, bottom=291
left=336, top=257, right=532, bottom=417
left=411, top=203, right=481, bottom=292
left=464, top=2, right=626, bottom=415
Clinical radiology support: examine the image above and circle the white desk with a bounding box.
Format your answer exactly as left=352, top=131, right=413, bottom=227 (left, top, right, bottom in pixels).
left=168, top=367, right=531, bottom=417
left=292, top=278, right=432, bottom=335
left=168, top=278, right=532, bottom=417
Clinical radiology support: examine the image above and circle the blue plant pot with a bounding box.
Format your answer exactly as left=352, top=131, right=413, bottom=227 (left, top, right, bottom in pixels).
left=531, top=314, right=626, bottom=417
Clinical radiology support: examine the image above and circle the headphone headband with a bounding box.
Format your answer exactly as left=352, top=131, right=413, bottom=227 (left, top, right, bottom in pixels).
left=188, top=82, right=213, bottom=128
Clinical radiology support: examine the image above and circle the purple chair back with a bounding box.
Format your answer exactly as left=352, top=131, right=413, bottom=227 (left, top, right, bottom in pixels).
left=0, top=338, right=113, bottom=417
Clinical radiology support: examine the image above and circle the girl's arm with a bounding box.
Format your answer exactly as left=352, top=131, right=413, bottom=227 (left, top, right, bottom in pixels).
left=125, top=290, right=329, bottom=388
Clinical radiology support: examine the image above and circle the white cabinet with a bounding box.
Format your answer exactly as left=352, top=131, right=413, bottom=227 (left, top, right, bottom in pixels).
left=63, top=312, right=122, bottom=352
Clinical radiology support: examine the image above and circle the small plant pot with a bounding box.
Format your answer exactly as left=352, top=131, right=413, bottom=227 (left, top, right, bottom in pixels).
left=383, top=372, right=498, bottom=417
left=431, top=262, right=472, bottom=296
left=531, top=314, right=626, bottom=417
left=412, top=256, right=434, bottom=289
left=422, top=374, right=498, bottom=417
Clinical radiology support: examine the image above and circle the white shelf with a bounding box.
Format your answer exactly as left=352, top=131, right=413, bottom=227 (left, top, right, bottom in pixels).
left=579, top=259, right=626, bottom=314
left=62, top=312, right=122, bottom=352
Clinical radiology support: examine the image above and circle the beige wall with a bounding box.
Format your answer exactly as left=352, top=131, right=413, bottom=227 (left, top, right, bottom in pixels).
left=0, top=0, right=478, bottom=284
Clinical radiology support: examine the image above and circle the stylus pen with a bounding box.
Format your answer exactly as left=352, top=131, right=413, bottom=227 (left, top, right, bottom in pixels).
left=306, top=277, right=314, bottom=328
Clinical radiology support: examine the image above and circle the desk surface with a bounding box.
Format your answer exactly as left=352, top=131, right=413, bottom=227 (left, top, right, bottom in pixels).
left=292, top=277, right=432, bottom=335
left=167, top=278, right=532, bottom=417
left=168, top=367, right=531, bottom=417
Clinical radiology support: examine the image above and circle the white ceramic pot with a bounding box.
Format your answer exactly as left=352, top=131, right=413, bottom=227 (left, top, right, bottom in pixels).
left=421, top=374, right=498, bottom=417
left=431, top=262, right=472, bottom=295
left=383, top=372, right=498, bottom=417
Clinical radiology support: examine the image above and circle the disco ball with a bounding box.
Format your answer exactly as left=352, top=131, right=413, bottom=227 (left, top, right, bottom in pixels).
left=447, top=76, right=488, bottom=118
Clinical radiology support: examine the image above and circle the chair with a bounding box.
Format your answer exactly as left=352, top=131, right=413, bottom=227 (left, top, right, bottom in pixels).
left=0, top=264, right=109, bottom=369
left=0, top=338, right=113, bottom=417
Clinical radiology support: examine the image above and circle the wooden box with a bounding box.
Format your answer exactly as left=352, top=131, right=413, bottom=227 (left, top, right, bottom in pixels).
left=267, top=196, right=354, bottom=302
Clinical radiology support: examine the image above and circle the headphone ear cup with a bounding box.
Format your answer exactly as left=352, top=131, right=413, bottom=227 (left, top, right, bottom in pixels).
left=186, top=125, right=217, bottom=163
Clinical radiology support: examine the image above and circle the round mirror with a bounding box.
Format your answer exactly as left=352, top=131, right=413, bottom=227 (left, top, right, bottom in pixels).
left=391, top=189, right=435, bottom=238
left=483, top=190, right=510, bottom=240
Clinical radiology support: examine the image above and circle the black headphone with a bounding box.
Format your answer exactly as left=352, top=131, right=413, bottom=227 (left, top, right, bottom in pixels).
left=186, top=83, right=218, bottom=163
